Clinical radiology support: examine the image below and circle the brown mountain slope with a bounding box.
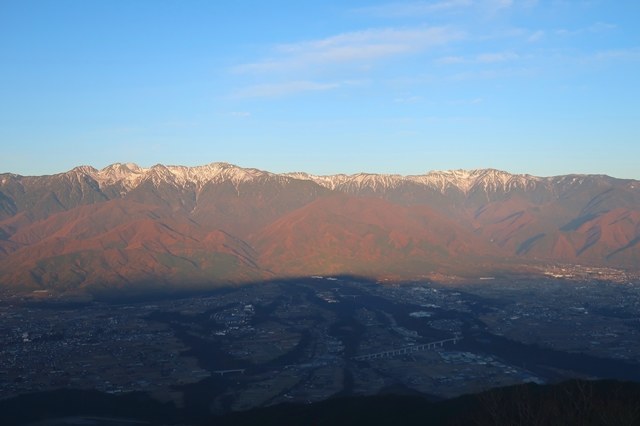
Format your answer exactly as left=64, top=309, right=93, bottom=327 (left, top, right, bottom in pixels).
left=0, top=199, right=263, bottom=293
left=252, top=195, right=505, bottom=278
left=1, top=164, right=639, bottom=294
left=188, top=178, right=331, bottom=237
left=434, top=179, right=640, bottom=268
left=535, top=208, right=640, bottom=266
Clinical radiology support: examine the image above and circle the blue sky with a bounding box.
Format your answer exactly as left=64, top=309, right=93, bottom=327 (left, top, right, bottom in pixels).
left=1, top=0, right=639, bottom=178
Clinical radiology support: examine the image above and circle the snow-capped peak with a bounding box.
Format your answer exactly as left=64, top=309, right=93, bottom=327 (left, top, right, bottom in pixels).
left=66, top=162, right=276, bottom=191
left=413, top=168, right=541, bottom=193
left=61, top=162, right=544, bottom=195
left=70, top=165, right=99, bottom=175
left=162, top=162, right=273, bottom=186
left=286, top=168, right=540, bottom=194
left=91, top=163, right=148, bottom=189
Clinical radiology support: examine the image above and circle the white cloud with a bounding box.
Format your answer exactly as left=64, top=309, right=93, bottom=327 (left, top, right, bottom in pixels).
left=527, top=30, right=544, bottom=42
left=231, top=81, right=342, bottom=99
left=447, top=97, right=483, bottom=105
left=354, top=0, right=541, bottom=19
left=592, top=48, right=640, bottom=62
left=588, top=22, right=617, bottom=33
left=394, top=96, right=424, bottom=103
left=476, top=52, right=519, bottom=63
left=556, top=22, right=617, bottom=37
left=235, top=26, right=465, bottom=73
left=436, top=55, right=466, bottom=64
left=491, top=0, right=513, bottom=9
left=446, top=66, right=537, bottom=81
left=354, top=0, right=473, bottom=17
left=435, top=51, right=519, bottom=64
left=159, top=120, right=200, bottom=129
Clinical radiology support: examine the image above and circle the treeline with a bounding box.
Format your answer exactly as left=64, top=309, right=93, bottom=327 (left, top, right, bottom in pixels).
left=2, top=379, right=639, bottom=425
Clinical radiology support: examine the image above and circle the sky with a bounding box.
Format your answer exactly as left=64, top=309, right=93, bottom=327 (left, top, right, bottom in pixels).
left=1, top=0, right=639, bottom=178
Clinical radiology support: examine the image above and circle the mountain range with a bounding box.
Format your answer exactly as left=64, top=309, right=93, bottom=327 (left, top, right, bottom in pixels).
left=1, top=162, right=639, bottom=295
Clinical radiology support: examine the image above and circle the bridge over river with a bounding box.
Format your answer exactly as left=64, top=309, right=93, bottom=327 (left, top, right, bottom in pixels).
left=352, top=336, right=462, bottom=361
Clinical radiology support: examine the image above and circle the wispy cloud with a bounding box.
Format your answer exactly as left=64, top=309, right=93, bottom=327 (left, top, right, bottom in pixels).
left=476, top=52, right=519, bottom=63
left=447, top=97, right=483, bottom=105
left=556, top=22, right=617, bottom=37
left=591, top=48, right=640, bottom=62
left=235, top=27, right=464, bottom=73
left=394, top=95, right=424, bottom=104
left=488, top=0, right=514, bottom=10
left=353, top=0, right=542, bottom=17
left=229, top=111, right=251, bottom=118
left=527, top=30, right=544, bottom=42
left=484, top=0, right=543, bottom=12
left=446, top=66, right=537, bottom=81
left=231, top=81, right=342, bottom=99
left=436, top=51, right=519, bottom=64
left=352, top=0, right=547, bottom=21
left=353, top=0, right=473, bottom=18
left=436, top=55, right=466, bottom=64
left=164, top=120, right=201, bottom=128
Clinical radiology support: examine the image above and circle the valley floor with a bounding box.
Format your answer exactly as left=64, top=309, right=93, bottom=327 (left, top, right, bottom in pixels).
left=1, top=275, right=640, bottom=420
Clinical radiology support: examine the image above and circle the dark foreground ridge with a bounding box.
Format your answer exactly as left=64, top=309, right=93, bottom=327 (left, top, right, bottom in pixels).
left=2, top=379, right=639, bottom=426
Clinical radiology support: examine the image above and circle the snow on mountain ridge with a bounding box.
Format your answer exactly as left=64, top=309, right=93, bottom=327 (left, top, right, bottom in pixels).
left=414, top=169, right=542, bottom=193
left=288, top=168, right=541, bottom=193
left=61, top=163, right=551, bottom=194
left=67, top=162, right=277, bottom=190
